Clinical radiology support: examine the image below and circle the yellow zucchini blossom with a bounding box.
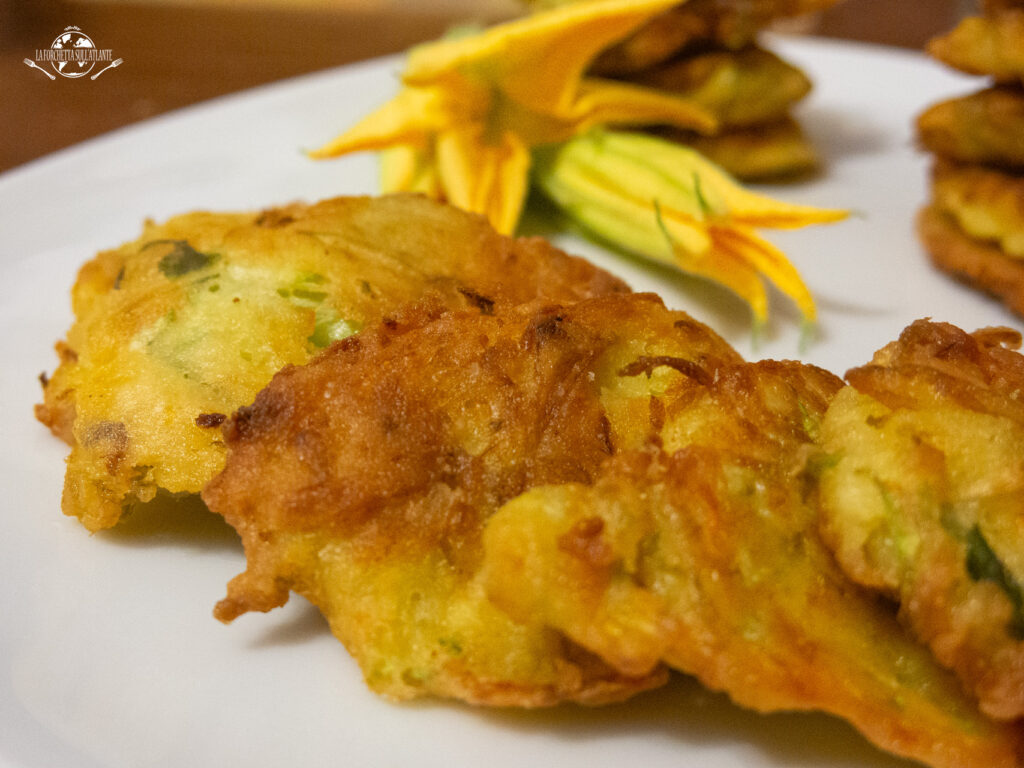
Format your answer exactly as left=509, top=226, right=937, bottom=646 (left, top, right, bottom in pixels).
left=311, top=0, right=717, bottom=234
left=534, top=130, right=848, bottom=324
left=311, top=0, right=848, bottom=326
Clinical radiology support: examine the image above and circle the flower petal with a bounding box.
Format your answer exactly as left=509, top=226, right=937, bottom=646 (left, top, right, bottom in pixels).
left=710, top=225, right=817, bottom=321
left=405, top=0, right=680, bottom=117
left=533, top=135, right=712, bottom=254
left=309, top=88, right=450, bottom=158
left=436, top=127, right=532, bottom=234
left=707, top=182, right=849, bottom=229
left=380, top=145, right=442, bottom=197
left=533, top=129, right=831, bottom=323
left=564, top=130, right=847, bottom=229
left=673, top=240, right=770, bottom=324
left=566, top=78, right=718, bottom=135
left=650, top=140, right=847, bottom=227
left=538, top=130, right=711, bottom=221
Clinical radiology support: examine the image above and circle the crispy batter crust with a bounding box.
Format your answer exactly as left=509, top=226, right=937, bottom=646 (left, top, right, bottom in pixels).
left=847, top=317, right=1024, bottom=418
left=205, top=288, right=1024, bottom=762
left=483, top=350, right=1024, bottom=767
left=204, top=294, right=738, bottom=705
left=931, top=159, right=1024, bottom=258
left=917, top=87, right=1024, bottom=170
left=589, top=0, right=842, bottom=75
left=820, top=318, right=1024, bottom=720
left=928, top=10, right=1024, bottom=83
left=657, top=116, right=820, bottom=181
left=38, top=194, right=627, bottom=531
left=918, top=203, right=1024, bottom=318
left=632, top=46, right=811, bottom=128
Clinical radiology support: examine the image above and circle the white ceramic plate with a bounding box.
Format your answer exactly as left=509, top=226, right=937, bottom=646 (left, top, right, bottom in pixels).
left=1, top=36, right=1017, bottom=768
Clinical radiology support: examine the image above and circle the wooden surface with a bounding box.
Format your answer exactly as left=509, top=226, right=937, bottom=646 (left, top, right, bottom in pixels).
left=1, top=0, right=970, bottom=174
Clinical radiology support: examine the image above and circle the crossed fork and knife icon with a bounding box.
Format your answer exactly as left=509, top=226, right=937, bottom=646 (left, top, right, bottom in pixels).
left=23, top=57, right=123, bottom=80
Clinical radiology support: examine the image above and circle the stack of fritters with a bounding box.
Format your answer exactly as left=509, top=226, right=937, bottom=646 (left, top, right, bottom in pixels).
left=583, top=0, right=842, bottom=180
left=917, top=0, right=1024, bottom=316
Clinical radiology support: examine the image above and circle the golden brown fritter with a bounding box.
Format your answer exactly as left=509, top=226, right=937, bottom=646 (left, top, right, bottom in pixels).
left=917, top=86, right=1024, bottom=170
left=482, top=358, right=1024, bottom=767
left=928, top=9, right=1024, bottom=83
left=632, top=46, right=812, bottom=128
left=657, top=116, right=820, bottom=181
left=36, top=194, right=628, bottom=532
left=586, top=0, right=842, bottom=75
left=931, top=159, right=1024, bottom=258
left=918, top=203, right=1024, bottom=317
left=818, top=318, right=1024, bottom=721
left=202, top=293, right=740, bottom=705
left=204, top=287, right=1024, bottom=763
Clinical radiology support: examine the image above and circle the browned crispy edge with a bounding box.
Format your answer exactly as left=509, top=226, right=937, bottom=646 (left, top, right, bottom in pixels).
left=918, top=204, right=1024, bottom=318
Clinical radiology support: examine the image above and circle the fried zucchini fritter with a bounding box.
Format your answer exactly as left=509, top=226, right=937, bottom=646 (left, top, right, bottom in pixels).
left=918, top=204, right=1024, bottom=317
left=917, top=87, right=1024, bottom=171
left=658, top=116, right=820, bottom=181
left=204, top=289, right=1024, bottom=762
left=585, top=0, right=841, bottom=75
left=928, top=9, right=1024, bottom=84
left=632, top=46, right=811, bottom=128
left=818, top=319, right=1024, bottom=720
left=482, top=360, right=1024, bottom=767
left=931, top=160, right=1024, bottom=259
left=202, top=293, right=739, bottom=705
left=36, top=194, right=627, bottom=532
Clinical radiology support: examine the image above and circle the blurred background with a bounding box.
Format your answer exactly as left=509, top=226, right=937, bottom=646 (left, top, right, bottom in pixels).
left=0, top=0, right=975, bottom=174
